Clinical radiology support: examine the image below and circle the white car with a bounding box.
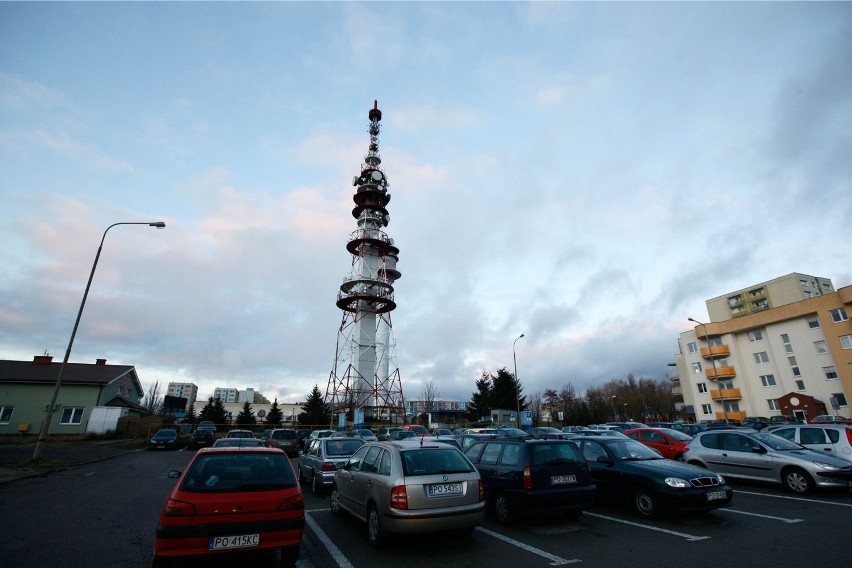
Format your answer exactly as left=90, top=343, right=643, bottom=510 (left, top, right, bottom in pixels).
left=768, top=424, right=852, bottom=462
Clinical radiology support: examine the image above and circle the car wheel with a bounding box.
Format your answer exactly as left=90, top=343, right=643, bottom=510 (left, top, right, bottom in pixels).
left=367, top=504, right=386, bottom=547
left=330, top=487, right=344, bottom=516
left=298, top=466, right=307, bottom=483
left=632, top=487, right=661, bottom=519
left=493, top=492, right=513, bottom=524
left=277, top=545, right=300, bottom=568
left=674, top=453, right=684, bottom=461
left=311, top=472, right=322, bottom=495
left=782, top=467, right=814, bottom=494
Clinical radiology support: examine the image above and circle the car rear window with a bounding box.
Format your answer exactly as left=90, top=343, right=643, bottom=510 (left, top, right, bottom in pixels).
left=325, top=439, right=365, bottom=456
left=401, top=448, right=474, bottom=476
left=273, top=430, right=297, bottom=439
left=531, top=443, right=583, bottom=465
left=180, top=453, right=295, bottom=491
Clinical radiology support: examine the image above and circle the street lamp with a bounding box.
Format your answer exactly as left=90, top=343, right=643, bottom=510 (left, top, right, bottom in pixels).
left=513, top=333, right=524, bottom=428
left=611, top=395, right=616, bottom=421
left=33, top=221, right=166, bottom=461
left=688, top=317, right=728, bottom=421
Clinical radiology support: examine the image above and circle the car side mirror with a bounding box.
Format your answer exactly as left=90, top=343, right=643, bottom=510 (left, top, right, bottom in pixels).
left=596, top=456, right=612, bottom=464
left=167, top=470, right=181, bottom=479
left=751, top=446, right=767, bottom=454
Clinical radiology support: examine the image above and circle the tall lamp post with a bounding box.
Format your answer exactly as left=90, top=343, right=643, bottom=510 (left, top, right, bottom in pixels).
left=689, top=317, right=728, bottom=421
left=611, top=395, right=616, bottom=421
left=33, top=221, right=166, bottom=461
left=513, top=333, right=525, bottom=428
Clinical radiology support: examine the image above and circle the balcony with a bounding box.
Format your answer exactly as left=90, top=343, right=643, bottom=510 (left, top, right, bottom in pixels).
left=710, top=388, right=742, bottom=401
left=705, top=365, right=736, bottom=380
left=716, top=410, right=747, bottom=421
left=701, top=344, right=730, bottom=359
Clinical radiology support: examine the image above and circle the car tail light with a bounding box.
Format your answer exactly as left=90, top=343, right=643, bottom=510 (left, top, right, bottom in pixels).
left=321, top=462, right=337, bottom=472
left=163, top=499, right=197, bottom=517
left=390, top=485, right=408, bottom=510
left=845, top=427, right=852, bottom=447
left=523, top=466, right=532, bottom=490
left=278, top=493, right=304, bottom=511
left=478, top=480, right=484, bottom=502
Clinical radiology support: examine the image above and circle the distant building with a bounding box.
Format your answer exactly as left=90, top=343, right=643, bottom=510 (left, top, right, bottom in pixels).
left=706, top=272, right=834, bottom=322
left=166, top=382, right=197, bottom=407
left=673, top=276, right=851, bottom=423
left=213, top=388, right=239, bottom=403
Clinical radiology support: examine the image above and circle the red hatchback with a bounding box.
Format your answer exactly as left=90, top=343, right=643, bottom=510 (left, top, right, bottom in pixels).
left=153, top=447, right=304, bottom=567
left=624, top=428, right=692, bottom=461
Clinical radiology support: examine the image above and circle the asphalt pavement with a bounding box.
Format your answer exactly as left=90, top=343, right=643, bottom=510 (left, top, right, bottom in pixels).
left=0, top=437, right=146, bottom=484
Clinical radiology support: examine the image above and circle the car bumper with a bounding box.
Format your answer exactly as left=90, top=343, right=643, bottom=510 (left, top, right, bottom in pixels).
left=816, top=470, right=852, bottom=488
left=155, top=516, right=304, bottom=557
left=656, top=485, right=734, bottom=511
left=382, top=502, right=485, bottom=533
left=500, top=485, right=597, bottom=516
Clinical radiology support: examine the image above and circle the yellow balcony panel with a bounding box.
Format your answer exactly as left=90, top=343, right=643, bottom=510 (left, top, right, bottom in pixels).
left=705, top=366, right=736, bottom=380
left=715, top=410, right=747, bottom=421
left=711, top=388, right=742, bottom=401
left=700, top=344, right=730, bottom=359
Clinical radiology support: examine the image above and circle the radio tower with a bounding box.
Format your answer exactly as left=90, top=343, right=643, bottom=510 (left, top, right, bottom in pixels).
left=325, top=101, right=406, bottom=428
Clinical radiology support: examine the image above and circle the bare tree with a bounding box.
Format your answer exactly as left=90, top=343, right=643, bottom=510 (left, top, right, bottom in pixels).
left=421, top=379, right=439, bottom=410
left=143, top=380, right=163, bottom=415
left=527, top=391, right=543, bottom=425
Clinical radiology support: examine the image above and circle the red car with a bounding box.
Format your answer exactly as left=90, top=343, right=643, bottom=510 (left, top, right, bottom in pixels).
left=153, top=447, right=304, bottom=567
left=402, top=424, right=430, bottom=436
left=624, top=428, right=692, bottom=461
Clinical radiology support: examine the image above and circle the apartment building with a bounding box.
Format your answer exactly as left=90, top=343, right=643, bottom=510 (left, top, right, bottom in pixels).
left=673, top=276, right=852, bottom=422
left=166, top=382, right=198, bottom=407
left=212, top=387, right=239, bottom=403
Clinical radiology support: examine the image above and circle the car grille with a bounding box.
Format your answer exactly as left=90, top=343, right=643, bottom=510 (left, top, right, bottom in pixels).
left=690, top=476, right=721, bottom=487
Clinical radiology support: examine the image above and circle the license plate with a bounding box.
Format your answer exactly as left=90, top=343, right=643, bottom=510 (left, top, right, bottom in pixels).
left=706, top=491, right=727, bottom=501
left=209, top=534, right=260, bottom=550
left=428, top=482, right=463, bottom=496
left=551, top=474, right=577, bottom=485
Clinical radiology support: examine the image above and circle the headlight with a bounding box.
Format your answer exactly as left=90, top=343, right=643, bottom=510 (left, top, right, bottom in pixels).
left=664, top=477, right=691, bottom=488
left=716, top=474, right=726, bottom=484
left=813, top=462, right=840, bottom=471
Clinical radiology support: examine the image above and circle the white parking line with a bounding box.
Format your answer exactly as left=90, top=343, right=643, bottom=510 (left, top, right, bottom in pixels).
left=735, top=489, right=852, bottom=508
left=305, top=511, right=354, bottom=568
left=476, top=527, right=580, bottom=565
left=583, top=512, right=710, bottom=541
left=719, top=509, right=802, bottom=523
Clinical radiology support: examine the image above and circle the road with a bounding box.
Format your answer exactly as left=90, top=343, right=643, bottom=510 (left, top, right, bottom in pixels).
left=1, top=448, right=851, bottom=567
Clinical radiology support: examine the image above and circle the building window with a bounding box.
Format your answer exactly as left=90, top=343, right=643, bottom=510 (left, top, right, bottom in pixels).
left=747, top=330, right=763, bottom=342
left=708, top=337, right=723, bottom=346
left=724, top=402, right=741, bottom=412
left=840, top=335, right=852, bottom=350
left=803, top=291, right=812, bottom=298
left=718, top=379, right=734, bottom=389
left=692, top=362, right=703, bottom=373
left=830, top=308, right=848, bottom=323
left=814, top=340, right=828, bottom=354
left=701, top=404, right=712, bottom=415
left=767, top=400, right=779, bottom=411
left=799, top=279, right=808, bottom=287
left=697, top=383, right=708, bottom=394
left=0, top=406, right=13, bottom=424
left=795, top=380, right=805, bottom=391
left=687, top=342, right=698, bottom=353
left=781, top=334, right=794, bottom=354
left=760, top=374, right=776, bottom=387
left=60, top=407, right=84, bottom=425
left=832, top=393, right=848, bottom=407
left=753, top=352, right=769, bottom=364
left=807, top=316, right=820, bottom=329
left=823, top=366, right=839, bottom=380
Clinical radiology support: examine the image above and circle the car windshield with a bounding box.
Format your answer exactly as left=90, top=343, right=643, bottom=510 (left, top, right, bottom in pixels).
left=325, top=439, right=365, bottom=456
left=753, top=432, right=806, bottom=451
left=607, top=440, right=663, bottom=460
left=213, top=438, right=264, bottom=448
left=401, top=448, right=475, bottom=476
left=356, top=429, right=375, bottom=437
left=658, top=428, right=692, bottom=441
left=180, top=453, right=296, bottom=492
left=154, top=430, right=177, bottom=439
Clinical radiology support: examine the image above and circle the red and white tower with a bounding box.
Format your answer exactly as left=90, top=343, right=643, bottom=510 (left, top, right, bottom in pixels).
left=326, top=101, right=405, bottom=428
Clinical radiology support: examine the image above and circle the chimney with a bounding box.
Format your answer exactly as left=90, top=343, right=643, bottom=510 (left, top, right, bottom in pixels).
left=96, top=359, right=107, bottom=366
left=33, top=355, right=53, bottom=365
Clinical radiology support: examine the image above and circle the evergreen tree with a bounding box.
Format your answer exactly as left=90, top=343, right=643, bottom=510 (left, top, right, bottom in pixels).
left=198, top=397, right=229, bottom=427
left=265, top=398, right=284, bottom=427
left=235, top=401, right=256, bottom=427
left=491, top=367, right=525, bottom=412
left=299, top=385, right=331, bottom=426
left=468, top=371, right=492, bottom=422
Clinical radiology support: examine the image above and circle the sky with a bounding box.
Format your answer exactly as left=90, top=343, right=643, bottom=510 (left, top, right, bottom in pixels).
left=2, top=2, right=850, bottom=408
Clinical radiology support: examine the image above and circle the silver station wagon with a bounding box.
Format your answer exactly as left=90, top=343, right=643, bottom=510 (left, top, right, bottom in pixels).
left=330, top=440, right=485, bottom=546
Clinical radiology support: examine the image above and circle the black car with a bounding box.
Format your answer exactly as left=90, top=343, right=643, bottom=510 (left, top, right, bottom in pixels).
left=571, top=435, right=732, bottom=519
left=187, top=428, right=215, bottom=449
left=741, top=417, right=772, bottom=431
left=148, top=428, right=180, bottom=450
left=464, top=438, right=596, bottom=523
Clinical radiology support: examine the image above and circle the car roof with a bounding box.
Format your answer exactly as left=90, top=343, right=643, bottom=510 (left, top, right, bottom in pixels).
left=196, top=446, right=283, bottom=455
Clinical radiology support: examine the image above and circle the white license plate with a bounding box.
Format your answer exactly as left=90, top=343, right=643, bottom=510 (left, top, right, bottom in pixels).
left=551, top=474, right=577, bottom=485
left=209, top=534, right=260, bottom=550
left=428, top=482, right=463, bottom=496
left=706, top=491, right=727, bottom=501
